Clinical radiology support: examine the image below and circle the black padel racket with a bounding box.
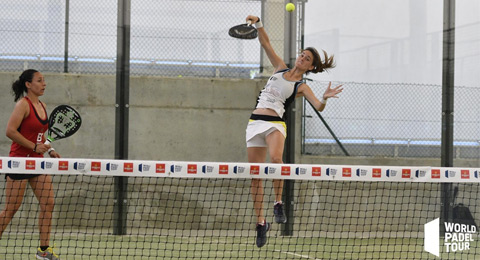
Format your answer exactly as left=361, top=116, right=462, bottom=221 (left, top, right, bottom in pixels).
left=45, top=105, right=82, bottom=145
left=228, top=20, right=257, bottom=39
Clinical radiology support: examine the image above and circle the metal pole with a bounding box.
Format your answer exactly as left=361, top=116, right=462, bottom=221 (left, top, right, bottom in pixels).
left=441, top=0, right=455, bottom=234
left=282, top=0, right=298, bottom=237
left=307, top=100, right=350, bottom=156
left=259, top=0, right=265, bottom=74
left=114, top=0, right=131, bottom=236
left=64, top=0, right=69, bottom=73
left=300, top=1, right=306, bottom=154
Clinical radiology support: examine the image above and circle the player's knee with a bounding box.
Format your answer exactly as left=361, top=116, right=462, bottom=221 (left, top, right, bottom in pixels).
left=40, top=198, right=55, bottom=212
left=270, top=156, right=283, bottom=164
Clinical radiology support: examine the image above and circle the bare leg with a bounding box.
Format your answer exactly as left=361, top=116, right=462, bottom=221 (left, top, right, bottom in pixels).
left=266, top=131, right=285, bottom=202
left=248, top=147, right=267, bottom=224
left=0, top=177, right=28, bottom=239
left=29, top=175, right=55, bottom=247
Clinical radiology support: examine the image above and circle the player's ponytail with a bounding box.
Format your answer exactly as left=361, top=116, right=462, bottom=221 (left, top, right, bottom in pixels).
left=305, top=47, right=335, bottom=75
left=12, top=69, right=38, bottom=102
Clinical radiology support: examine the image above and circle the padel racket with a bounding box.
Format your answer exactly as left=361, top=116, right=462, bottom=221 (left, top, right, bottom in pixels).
left=228, top=20, right=257, bottom=39
left=45, top=105, right=82, bottom=145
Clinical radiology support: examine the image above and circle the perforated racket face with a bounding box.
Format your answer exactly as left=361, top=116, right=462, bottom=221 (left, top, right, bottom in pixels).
left=228, top=24, right=257, bottom=39
left=48, top=105, right=82, bottom=142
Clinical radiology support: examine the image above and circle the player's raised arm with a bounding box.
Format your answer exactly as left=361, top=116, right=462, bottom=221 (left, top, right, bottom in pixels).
left=246, top=15, right=287, bottom=72
left=298, top=82, right=344, bottom=112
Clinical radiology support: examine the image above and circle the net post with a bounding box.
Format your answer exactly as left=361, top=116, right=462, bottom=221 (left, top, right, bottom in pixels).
left=114, top=0, right=131, bottom=236
left=281, top=0, right=298, bottom=237
left=440, top=0, right=455, bottom=235
left=113, top=176, right=128, bottom=235
left=283, top=101, right=295, bottom=236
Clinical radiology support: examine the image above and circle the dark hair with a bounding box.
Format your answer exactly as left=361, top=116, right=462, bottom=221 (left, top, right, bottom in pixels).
left=12, top=69, right=38, bottom=102
left=304, top=47, right=335, bottom=75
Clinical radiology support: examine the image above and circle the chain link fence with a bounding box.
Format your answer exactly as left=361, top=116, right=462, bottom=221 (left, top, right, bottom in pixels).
left=302, top=16, right=480, bottom=159
left=0, top=0, right=301, bottom=78
left=303, top=80, right=480, bottom=159
left=2, top=0, right=479, bottom=159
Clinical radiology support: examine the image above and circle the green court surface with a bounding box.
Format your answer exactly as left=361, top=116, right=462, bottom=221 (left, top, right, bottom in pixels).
left=1, top=234, right=478, bottom=259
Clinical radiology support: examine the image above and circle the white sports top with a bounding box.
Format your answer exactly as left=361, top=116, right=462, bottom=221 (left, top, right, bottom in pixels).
left=255, top=69, right=303, bottom=119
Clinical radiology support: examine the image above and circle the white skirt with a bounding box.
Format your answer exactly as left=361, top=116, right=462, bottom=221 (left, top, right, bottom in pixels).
left=246, top=119, right=286, bottom=147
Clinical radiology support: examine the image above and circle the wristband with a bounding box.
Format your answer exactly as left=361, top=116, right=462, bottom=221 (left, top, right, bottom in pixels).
left=255, top=19, right=263, bottom=29
left=48, top=147, right=55, bottom=154
left=320, top=97, right=327, bottom=104
left=33, top=143, right=37, bottom=152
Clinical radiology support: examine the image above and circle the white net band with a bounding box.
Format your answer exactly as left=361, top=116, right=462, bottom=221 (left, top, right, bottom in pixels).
left=1, top=157, right=478, bottom=182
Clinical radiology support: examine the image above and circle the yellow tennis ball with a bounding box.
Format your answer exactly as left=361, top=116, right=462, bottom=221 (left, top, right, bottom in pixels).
left=286, top=3, right=295, bottom=12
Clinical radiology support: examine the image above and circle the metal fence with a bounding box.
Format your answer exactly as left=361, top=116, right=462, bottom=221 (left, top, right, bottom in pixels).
left=0, top=0, right=299, bottom=78
left=302, top=18, right=480, bottom=159
left=2, top=0, right=479, bottom=159
left=303, top=80, right=480, bottom=159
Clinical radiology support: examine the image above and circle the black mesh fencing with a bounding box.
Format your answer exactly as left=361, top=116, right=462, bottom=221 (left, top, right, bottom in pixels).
left=302, top=80, right=480, bottom=159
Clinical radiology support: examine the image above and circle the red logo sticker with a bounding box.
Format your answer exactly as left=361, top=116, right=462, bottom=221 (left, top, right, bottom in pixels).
left=461, top=170, right=470, bottom=179
left=26, top=160, right=35, bottom=170
left=91, top=162, right=101, bottom=171
left=372, top=168, right=382, bottom=178
left=58, top=161, right=69, bottom=171
left=156, top=163, right=165, bottom=173
left=124, top=163, right=134, bottom=173
left=402, top=169, right=411, bottom=178
left=312, top=167, right=321, bottom=177
left=342, top=168, right=352, bottom=177
left=188, top=164, right=197, bottom=174
left=281, top=166, right=290, bottom=176
left=250, top=165, right=260, bottom=175
left=219, top=165, right=228, bottom=175
left=432, top=169, right=440, bottom=179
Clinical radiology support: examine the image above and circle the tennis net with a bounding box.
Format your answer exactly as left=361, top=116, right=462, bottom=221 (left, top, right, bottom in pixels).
left=0, top=157, right=479, bottom=259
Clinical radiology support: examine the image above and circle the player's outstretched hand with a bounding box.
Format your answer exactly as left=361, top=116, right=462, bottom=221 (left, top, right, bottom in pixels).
left=323, top=82, right=343, bottom=100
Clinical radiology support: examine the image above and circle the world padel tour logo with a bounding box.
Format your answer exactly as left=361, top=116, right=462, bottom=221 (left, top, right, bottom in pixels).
left=8, top=160, right=20, bottom=169
left=233, top=165, right=246, bottom=174
left=138, top=164, right=150, bottom=172
left=425, top=218, right=476, bottom=257
left=295, top=167, right=307, bottom=176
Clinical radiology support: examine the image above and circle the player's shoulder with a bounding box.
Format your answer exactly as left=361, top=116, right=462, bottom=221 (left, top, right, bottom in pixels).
left=15, top=97, right=29, bottom=108
left=12, top=97, right=31, bottom=117
left=297, top=82, right=311, bottom=93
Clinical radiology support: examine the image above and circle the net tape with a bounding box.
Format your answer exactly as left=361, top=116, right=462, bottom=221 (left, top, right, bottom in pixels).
left=1, top=157, right=478, bottom=182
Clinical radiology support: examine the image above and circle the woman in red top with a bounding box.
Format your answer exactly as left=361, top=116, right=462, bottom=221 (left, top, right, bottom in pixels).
left=0, top=69, right=61, bottom=260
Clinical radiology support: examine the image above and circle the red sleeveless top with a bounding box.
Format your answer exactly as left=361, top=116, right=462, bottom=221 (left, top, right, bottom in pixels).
left=9, top=97, right=49, bottom=158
